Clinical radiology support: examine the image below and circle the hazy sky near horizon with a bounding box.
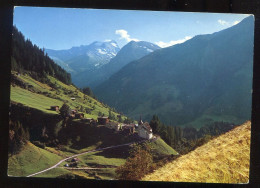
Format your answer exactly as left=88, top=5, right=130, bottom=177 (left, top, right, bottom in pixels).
left=13, top=7, right=251, bottom=50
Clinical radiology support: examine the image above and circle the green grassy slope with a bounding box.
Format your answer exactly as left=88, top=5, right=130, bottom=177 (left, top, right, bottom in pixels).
left=11, top=86, right=63, bottom=114
left=10, top=71, right=124, bottom=120
left=8, top=142, right=63, bottom=177
left=9, top=72, right=178, bottom=180
left=33, top=168, right=71, bottom=178
left=77, top=151, right=126, bottom=167
left=149, top=138, right=178, bottom=157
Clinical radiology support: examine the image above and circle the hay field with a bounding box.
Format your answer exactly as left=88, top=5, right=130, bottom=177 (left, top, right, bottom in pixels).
left=143, top=121, right=251, bottom=183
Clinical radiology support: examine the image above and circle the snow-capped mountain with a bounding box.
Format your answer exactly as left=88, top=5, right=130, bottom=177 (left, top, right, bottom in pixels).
left=73, top=41, right=161, bottom=88
left=45, top=40, right=120, bottom=74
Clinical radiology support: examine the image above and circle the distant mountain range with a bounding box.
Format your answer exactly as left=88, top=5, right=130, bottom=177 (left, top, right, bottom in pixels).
left=47, top=40, right=160, bottom=88
left=94, top=16, right=254, bottom=128
left=73, top=41, right=161, bottom=88
left=46, top=40, right=120, bottom=75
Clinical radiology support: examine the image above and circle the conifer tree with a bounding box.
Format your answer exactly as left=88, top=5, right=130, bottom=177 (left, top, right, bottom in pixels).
left=149, top=115, right=161, bottom=134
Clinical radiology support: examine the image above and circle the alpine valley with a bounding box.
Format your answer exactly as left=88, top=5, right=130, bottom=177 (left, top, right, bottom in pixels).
left=94, top=16, right=254, bottom=128
left=8, top=13, right=254, bottom=183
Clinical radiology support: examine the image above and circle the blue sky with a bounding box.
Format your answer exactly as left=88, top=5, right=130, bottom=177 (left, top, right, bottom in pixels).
left=13, top=7, right=251, bottom=50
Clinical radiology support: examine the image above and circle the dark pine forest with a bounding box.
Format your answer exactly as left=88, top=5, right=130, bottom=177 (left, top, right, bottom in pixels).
left=11, top=26, right=71, bottom=85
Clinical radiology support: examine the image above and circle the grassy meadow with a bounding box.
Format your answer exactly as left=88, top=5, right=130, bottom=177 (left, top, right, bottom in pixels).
left=10, top=72, right=124, bottom=119
left=149, top=138, right=179, bottom=156
left=8, top=142, right=63, bottom=177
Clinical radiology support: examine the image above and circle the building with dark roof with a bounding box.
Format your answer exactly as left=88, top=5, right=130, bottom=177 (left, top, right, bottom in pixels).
left=137, top=117, right=153, bottom=139
left=98, top=117, right=109, bottom=125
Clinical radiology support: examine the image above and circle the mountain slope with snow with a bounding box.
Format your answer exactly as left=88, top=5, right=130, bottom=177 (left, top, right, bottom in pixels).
left=46, top=40, right=120, bottom=74
left=74, top=41, right=161, bottom=88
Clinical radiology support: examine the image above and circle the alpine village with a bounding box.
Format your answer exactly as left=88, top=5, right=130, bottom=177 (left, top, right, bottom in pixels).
left=8, top=16, right=253, bottom=183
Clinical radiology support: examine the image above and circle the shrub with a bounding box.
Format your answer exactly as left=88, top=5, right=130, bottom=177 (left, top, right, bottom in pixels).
left=8, top=120, right=30, bottom=155
left=60, top=103, right=71, bottom=118
left=116, top=143, right=153, bottom=180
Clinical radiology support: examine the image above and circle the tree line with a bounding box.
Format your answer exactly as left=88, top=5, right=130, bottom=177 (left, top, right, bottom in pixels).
left=149, top=115, right=235, bottom=155
left=116, top=115, right=236, bottom=180
left=11, top=26, right=71, bottom=85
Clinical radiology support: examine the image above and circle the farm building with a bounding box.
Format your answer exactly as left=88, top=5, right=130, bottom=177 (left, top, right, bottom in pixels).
left=107, top=122, right=121, bottom=131
left=97, top=117, right=109, bottom=125
left=71, top=158, right=79, bottom=162
left=71, top=97, right=76, bottom=101
left=69, top=109, right=77, bottom=118
left=50, top=106, right=59, bottom=111
left=82, top=118, right=94, bottom=123
left=138, top=117, right=153, bottom=139
left=71, top=109, right=77, bottom=114
left=123, top=124, right=135, bottom=134
left=90, top=120, right=97, bottom=126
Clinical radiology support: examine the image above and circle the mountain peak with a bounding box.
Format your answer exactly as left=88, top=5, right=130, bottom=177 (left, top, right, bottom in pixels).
left=125, top=40, right=160, bottom=50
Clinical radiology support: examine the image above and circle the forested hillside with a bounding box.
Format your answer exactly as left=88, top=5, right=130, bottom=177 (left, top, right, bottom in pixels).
left=11, top=26, right=71, bottom=85
left=94, top=16, right=254, bottom=128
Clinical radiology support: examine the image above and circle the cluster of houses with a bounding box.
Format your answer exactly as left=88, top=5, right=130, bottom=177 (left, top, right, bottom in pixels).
left=50, top=105, right=84, bottom=119
left=50, top=105, right=153, bottom=140
left=96, top=116, right=153, bottom=139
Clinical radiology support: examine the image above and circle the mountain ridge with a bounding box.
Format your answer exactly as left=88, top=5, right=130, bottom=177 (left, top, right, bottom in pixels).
left=73, top=40, right=161, bottom=88
left=94, top=16, right=254, bottom=127
left=46, top=40, right=120, bottom=74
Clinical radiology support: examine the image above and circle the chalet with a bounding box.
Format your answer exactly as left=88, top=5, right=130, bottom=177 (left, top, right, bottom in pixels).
left=69, top=109, right=77, bottom=118
left=138, top=117, right=153, bottom=139
left=71, top=109, right=77, bottom=114
left=91, top=119, right=97, bottom=126
left=50, top=106, right=59, bottom=112
left=97, top=117, right=109, bottom=125
left=107, top=122, right=121, bottom=131
left=71, top=158, right=79, bottom=162
left=75, top=113, right=84, bottom=119
left=123, top=124, right=135, bottom=134
left=71, top=97, right=76, bottom=101
left=82, top=118, right=94, bottom=123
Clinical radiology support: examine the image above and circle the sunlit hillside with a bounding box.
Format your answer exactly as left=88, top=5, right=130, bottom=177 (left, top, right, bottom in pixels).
left=143, top=121, right=251, bottom=183
left=10, top=71, right=124, bottom=120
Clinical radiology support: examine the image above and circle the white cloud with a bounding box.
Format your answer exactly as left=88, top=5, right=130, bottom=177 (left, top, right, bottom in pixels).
left=155, top=36, right=192, bottom=48
left=218, top=19, right=241, bottom=26
left=232, top=20, right=240, bottom=25
left=104, top=39, right=112, bottom=42
left=218, top=19, right=229, bottom=25
left=115, top=29, right=139, bottom=42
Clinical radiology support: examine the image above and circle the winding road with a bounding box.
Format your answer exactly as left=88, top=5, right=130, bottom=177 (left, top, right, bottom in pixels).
left=26, top=139, right=149, bottom=177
